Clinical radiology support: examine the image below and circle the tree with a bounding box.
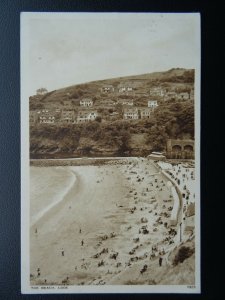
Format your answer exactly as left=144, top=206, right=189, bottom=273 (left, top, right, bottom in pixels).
left=36, top=88, right=48, bottom=95
left=95, top=116, right=102, bottom=123
left=146, top=125, right=168, bottom=151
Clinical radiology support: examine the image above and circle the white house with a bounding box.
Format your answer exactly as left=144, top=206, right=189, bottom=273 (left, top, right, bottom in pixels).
left=148, top=100, right=158, bottom=109
left=88, top=111, right=98, bottom=121
left=123, top=108, right=139, bottom=120
left=139, top=107, right=151, bottom=119
left=77, top=110, right=98, bottom=123
left=164, top=91, right=177, bottom=100
left=80, top=98, right=93, bottom=107
left=39, top=112, right=55, bottom=124
left=101, top=85, right=114, bottom=93
left=77, top=111, right=89, bottom=123
left=118, top=82, right=134, bottom=93
left=177, top=92, right=190, bottom=101
left=149, top=87, right=165, bottom=97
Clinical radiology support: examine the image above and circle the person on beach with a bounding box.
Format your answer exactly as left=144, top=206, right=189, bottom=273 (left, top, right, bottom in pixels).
left=61, top=249, right=64, bottom=256
left=37, top=268, right=40, bottom=276
left=81, top=240, right=84, bottom=246
left=79, top=228, right=81, bottom=234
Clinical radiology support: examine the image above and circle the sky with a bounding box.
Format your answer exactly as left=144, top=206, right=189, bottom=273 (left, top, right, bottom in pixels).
left=21, top=13, right=200, bottom=96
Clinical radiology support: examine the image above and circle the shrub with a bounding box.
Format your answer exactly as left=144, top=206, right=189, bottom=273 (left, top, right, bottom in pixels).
left=173, top=246, right=194, bottom=266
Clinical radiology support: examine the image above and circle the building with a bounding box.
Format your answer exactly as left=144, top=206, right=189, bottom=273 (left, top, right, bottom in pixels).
left=148, top=100, right=158, bottom=109
left=166, top=139, right=195, bottom=159
left=177, top=92, right=190, bottom=101
left=164, top=91, right=177, bottom=101
left=118, top=82, right=134, bottom=93
left=101, top=85, right=114, bottom=93
left=38, top=111, right=55, bottom=124
left=123, top=108, right=139, bottom=120
left=61, top=110, right=75, bottom=124
left=77, top=111, right=89, bottom=123
left=117, top=99, right=134, bottom=106
left=77, top=110, right=98, bottom=123
left=80, top=98, right=93, bottom=107
left=88, top=111, right=98, bottom=121
left=139, top=107, right=151, bottom=119
left=149, top=87, right=165, bottom=97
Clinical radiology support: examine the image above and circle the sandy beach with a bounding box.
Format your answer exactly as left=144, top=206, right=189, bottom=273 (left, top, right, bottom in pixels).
left=30, top=158, right=195, bottom=286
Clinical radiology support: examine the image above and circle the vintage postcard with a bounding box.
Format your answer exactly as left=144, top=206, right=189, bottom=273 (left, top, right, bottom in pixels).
left=21, top=12, right=201, bottom=293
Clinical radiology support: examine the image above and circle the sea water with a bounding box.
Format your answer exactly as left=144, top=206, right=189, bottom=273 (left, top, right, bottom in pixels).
left=30, top=166, right=76, bottom=226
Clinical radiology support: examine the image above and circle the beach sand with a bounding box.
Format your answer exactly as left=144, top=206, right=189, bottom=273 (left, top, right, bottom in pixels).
left=30, top=158, right=194, bottom=285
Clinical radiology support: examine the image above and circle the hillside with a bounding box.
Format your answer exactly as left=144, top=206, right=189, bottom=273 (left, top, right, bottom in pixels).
left=29, top=68, right=195, bottom=159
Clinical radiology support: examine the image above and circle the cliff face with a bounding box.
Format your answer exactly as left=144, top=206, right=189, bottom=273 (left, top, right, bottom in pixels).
left=30, top=134, right=150, bottom=159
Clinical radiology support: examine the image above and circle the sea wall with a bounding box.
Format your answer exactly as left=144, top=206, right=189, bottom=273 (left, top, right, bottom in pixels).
left=30, top=157, right=136, bottom=167
left=149, top=160, right=182, bottom=226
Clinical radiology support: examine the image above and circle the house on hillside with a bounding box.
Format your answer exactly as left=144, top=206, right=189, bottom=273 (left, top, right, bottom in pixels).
left=77, top=110, right=98, bottom=123
left=101, top=85, right=114, bottom=93
left=117, top=99, right=134, bottom=106
left=149, top=87, right=165, bottom=97
left=80, top=98, right=93, bottom=107
left=177, top=92, right=190, bottom=101
left=38, top=111, right=56, bottom=124
left=60, top=110, right=75, bottom=124
left=118, top=82, right=134, bottom=93
left=123, top=108, right=139, bottom=120
left=77, top=111, right=89, bottom=123
left=164, top=91, right=177, bottom=101
left=148, top=100, right=158, bottom=109
left=138, top=107, right=152, bottom=119
left=88, top=111, right=98, bottom=121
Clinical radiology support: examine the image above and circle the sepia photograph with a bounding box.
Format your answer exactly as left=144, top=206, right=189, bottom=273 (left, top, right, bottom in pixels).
left=21, top=12, right=200, bottom=293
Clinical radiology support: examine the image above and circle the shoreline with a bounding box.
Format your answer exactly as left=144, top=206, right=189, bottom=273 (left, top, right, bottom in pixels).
left=30, top=158, right=195, bottom=285
left=30, top=168, right=77, bottom=227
